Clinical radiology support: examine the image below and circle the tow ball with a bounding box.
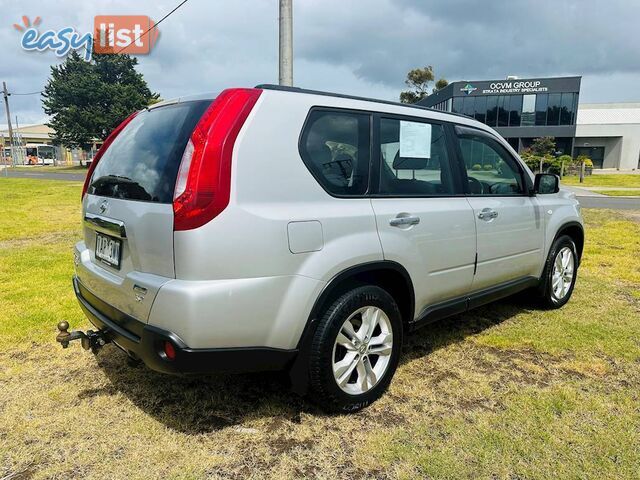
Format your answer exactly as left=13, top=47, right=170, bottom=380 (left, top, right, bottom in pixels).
left=56, top=321, right=108, bottom=354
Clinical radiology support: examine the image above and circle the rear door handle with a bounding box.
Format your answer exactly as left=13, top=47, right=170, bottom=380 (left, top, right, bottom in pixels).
left=477, top=208, right=498, bottom=221
left=389, top=215, right=420, bottom=227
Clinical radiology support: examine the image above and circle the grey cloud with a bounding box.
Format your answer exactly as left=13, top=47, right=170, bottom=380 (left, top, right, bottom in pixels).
left=1, top=0, right=639, bottom=124
left=296, top=0, right=640, bottom=87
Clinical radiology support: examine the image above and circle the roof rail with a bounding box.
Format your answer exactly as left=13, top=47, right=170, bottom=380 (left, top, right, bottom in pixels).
left=255, top=83, right=471, bottom=120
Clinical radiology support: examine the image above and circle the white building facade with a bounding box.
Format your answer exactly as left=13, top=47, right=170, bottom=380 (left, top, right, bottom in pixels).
left=575, top=103, right=640, bottom=170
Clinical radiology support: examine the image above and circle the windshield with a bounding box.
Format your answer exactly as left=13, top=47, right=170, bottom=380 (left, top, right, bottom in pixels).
left=89, top=100, right=211, bottom=203
left=38, top=146, right=55, bottom=159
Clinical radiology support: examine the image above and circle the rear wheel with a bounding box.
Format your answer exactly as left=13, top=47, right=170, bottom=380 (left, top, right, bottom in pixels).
left=308, top=285, right=402, bottom=413
left=537, top=235, right=578, bottom=308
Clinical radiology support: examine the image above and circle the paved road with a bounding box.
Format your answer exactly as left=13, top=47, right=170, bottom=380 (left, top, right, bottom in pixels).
left=1, top=169, right=86, bottom=182
left=576, top=196, right=640, bottom=210
left=2, top=168, right=638, bottom=210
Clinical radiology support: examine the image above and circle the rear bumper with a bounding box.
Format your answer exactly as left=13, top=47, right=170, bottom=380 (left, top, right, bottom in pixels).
left=73, top=276, right=297, bottom=375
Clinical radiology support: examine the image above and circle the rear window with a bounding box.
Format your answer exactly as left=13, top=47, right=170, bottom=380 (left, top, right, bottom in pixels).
left=89, top=100, right=211, bottom=203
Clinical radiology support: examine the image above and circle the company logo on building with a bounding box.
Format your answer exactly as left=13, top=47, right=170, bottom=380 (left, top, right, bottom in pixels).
left=13, top=14, right=159, bottom=61
left=460, top=84, right=477, bottom=95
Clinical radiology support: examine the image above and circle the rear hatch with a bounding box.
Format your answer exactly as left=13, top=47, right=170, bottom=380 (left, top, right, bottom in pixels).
left=78, top=98, right=212, bottom=322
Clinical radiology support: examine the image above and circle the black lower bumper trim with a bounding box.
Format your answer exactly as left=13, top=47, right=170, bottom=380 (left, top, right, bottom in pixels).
left=73, top=277, right=297, bottom=375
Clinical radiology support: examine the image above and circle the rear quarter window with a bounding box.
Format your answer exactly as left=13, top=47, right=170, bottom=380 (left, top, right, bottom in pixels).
left=299, top=109, right=371, bottom=196
left=89, top=100, right=211, bottom=203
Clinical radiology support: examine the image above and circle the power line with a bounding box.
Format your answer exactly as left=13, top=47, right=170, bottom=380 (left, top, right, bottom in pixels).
left=9, top=91, right=42, bottom=96
left=115, top=0, right=190, bottom=55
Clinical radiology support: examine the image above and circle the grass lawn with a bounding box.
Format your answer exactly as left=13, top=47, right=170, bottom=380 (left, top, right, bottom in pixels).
left=599, top=190, right=640, bottom=197
left=1, top=177, right=639, bottom=479
left=9, top=165, right=88, bottom=174
left=561, top=174, right=640, bottom=188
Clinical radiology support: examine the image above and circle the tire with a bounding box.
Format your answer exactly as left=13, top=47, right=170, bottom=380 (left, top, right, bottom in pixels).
left=536, top=235, right=579, bottom=309
left=308, top=285, right=403, bottom=413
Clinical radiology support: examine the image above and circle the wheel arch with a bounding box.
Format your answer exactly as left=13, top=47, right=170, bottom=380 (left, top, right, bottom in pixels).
left=555, top=221, right=584, bottom=265
left=308, top=261, right=414, bottom=327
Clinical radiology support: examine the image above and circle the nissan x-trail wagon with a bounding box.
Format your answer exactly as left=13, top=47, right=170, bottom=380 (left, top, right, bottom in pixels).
left=58, top=85, right=584, bottom=412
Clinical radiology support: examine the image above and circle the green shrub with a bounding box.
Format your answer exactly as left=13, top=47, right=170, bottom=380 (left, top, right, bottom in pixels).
left=576, top=155, right=590, bottom=166
left=522, top=155, right=542, bottom=172
left=472, top=164, right=482, bottom=171
left=558, top=155, right=573, bottom=166
left=521, top=154, right=564, bottom=174
left=483, top=164, right=493, bottom=171
left=529, top=137, right=557, bottom=156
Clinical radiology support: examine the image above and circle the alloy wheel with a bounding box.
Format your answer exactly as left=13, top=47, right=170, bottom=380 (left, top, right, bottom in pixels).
left=331, top=306, right=393, bottom=395
left=552, top=246, right=575, bottom=300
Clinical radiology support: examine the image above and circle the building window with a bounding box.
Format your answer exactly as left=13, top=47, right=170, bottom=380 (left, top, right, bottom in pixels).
left=546, top=93, right=562, bottom=125
left=509, top=95, right=522, bottom=126
left=497, top=96, right=509, bottom=127
left=452, top=97, right=463, bottom=114
left=446, top=98, right=452, bottom=112
left=463, top=96, right=476, bottom=117
left=521, top=95, right=535, bottom=126
left=560, top=93, right=575, bottom=125
left=535, top=94, right=548, bottom=125
left=486, top=96, right=498, bottom=126
left=474, top=96, right=487, bottom=123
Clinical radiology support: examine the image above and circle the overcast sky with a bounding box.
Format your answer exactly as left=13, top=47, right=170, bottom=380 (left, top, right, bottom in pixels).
left=1, top=0, right=639, bottom=125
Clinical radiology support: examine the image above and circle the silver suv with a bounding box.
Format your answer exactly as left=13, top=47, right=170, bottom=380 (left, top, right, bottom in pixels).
left=59, top=85, right=584, bottom=412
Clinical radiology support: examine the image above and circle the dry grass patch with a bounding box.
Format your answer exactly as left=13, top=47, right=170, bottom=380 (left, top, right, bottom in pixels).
left=1, top=179, right=639, bottom=479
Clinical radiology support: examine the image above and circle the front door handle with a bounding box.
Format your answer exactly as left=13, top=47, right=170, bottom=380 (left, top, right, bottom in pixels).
left=389, top=215, right=420, bottom=227
left=477, top=208, right=498, bottom=221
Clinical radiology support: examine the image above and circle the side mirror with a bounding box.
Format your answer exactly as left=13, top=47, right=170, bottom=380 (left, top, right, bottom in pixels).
left=534, top=173, right=560, bottom=194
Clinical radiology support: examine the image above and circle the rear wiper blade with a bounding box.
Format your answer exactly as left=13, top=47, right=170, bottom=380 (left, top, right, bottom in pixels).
left=94, top=174, right=135, bottom=184
left=91, top=175, right=152, bottom=201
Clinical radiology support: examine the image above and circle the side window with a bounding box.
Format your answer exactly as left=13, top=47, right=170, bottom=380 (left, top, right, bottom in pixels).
left=457, top=134, right=525, bottom=195
left=378, top=118, right=455, bottom=195
left=300, top=110, right=371, bottom=196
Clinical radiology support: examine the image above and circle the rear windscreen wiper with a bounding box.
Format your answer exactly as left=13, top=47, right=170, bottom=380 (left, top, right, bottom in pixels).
left=90, top=175, right=153, bottom=201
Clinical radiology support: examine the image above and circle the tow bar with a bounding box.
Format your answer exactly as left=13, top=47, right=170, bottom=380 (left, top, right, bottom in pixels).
left=56, top=321, right=109, bottom=354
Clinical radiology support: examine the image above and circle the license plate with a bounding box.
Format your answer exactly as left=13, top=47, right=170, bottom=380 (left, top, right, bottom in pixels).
left=95, top=232, right=122, bottom=269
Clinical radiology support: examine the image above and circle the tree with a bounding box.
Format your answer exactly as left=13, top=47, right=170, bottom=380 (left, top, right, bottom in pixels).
left=42, top=51, right=159, bottom=150
left=434, top=78, right=449, bottom=91
left=400, top=66, right=448, bottom=104
left=528, top=137, right=557, bottom=157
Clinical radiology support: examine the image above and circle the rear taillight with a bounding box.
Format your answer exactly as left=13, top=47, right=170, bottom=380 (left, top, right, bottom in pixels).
left=172, top=88, right=262, bottom=231
left=81, top=111, right=138, bottom=200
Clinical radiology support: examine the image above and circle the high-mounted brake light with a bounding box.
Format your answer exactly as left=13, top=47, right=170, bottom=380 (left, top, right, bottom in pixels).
left=173, top=88, right=262, bottom=231
left=81, top=111, right=139, bottom=200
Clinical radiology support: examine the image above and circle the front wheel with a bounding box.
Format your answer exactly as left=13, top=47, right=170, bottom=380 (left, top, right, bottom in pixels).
left=537, top=235, right=578, bottom=308
left=308, top=285, right=403, bottom=413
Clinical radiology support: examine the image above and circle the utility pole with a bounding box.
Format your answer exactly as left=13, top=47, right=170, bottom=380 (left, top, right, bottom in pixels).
left=278, top=0, right=293, bottom=86
left=2, top=82, right=15, bottom=167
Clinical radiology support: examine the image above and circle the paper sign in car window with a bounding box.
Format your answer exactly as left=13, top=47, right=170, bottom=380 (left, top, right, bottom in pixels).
left=399, top=121, right=431, bottom=158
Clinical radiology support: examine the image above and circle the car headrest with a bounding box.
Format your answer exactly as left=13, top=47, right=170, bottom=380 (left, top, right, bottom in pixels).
left=307, top=143, right=332, bottom=166
left=392, top=152, right=427, bottom=170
